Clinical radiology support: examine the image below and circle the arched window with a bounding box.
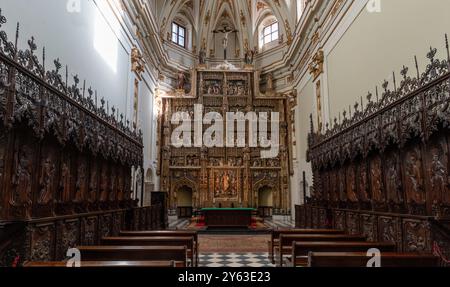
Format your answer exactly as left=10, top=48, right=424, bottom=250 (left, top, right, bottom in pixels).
left=257, top=15, right=280, bottom=52
left=262, top=21, right=279, bottom=45
left=171, top=22, right=186, bottom=48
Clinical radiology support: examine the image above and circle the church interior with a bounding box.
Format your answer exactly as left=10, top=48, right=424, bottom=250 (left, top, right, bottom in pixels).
left=1, top=0, right=450, bottom=269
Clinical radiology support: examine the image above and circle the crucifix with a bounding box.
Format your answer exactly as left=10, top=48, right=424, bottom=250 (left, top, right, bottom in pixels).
left=213, top=25, right=238, bottom=60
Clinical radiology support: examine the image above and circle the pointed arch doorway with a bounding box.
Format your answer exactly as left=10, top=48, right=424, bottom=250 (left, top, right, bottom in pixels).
left=176, top=185, right=194, bottom=218
left=257, top=185, right=274, bottom=218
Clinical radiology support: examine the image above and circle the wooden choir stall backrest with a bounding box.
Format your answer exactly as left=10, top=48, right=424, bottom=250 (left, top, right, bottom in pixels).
left=0, top=9, right=165, bottom=266
left=298, top=35, right=450, bottom=264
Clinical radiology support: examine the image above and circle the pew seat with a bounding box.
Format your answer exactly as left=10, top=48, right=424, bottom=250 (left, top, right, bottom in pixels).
left=76, top=246, right=187, bottom=267
left=23, top=261, right=179, bottom=267
left=101, top=236, right=195, bottom=266
left=277, top=234, right=367, bottom=266
left=307, top=252, right=439, bottom=267
left=290, top=242, right=397, bottom=267
left=268, top=229, right=344, bottom=263
left=119, top=230, right=199, bottom=265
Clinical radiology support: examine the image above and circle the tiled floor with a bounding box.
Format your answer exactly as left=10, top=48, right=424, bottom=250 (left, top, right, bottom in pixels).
left=199, top=253, right=275, bottom=267
left=168, top=215, right=294, bottom=267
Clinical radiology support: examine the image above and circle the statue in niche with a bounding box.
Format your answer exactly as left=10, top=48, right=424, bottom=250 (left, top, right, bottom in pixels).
left=266, top=73, right=274, bottom=92
left=177, top=71, right=186, bottom=91
left=39, top=155, right=55, bottom=204
left=386, top=154, right=403, bottom=203
left=244, top=48, right=255, bottom=65
left=199, top=48, right=206, bottom=65
left=405, top=148, right=425, bottom=204
left=12, top=145, right=32, bottom=205
left=429, top=145, right=449, bottom=203
left=371, top=157, right=384, bottom=202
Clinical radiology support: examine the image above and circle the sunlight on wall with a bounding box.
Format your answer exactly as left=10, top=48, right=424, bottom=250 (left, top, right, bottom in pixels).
left=94, top=6, right=118, bottom=73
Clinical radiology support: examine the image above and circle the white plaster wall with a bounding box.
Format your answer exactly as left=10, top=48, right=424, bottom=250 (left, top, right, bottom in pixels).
left=296, top=77, right=314, bottom=202
left=327, top=0, right=450, bottom=120
left=1, top=0, right=133, bottom=112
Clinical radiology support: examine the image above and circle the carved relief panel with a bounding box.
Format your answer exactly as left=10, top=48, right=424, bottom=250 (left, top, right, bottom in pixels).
left=346, top=212, right=360, bottom=235
left=56, top=219, right=79, bottom=260
left=403, top=145, right=426, bottom=214
left=370, top=155, right=385, bottom=208
left=333, top=210, right=346, bottom=231
left=361, top=214, right=377, bottom=242
left=346, top=164, right=358, bottom=202
left=384, top=151, right=404, bottom=206
left=28, top=223, right=55, bottom=262
left=378, top=216, right=401, bottom=250
left=10, top=138, right=35, bottom=219
left=402, top=219, right=430, bottom=253
left=426, top=137, right=450, bottom=216
left=82, top=216, right=98, bottom=245
left=75, top=155, right=88, bottom=203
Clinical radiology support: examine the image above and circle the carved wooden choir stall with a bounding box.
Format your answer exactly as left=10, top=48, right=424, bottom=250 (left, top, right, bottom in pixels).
left=0, top=11, right=165, bottom=267
left=296, top=36, right=450, bottom=259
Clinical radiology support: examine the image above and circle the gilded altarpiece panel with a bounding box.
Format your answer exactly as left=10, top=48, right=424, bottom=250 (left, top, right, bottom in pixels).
left=158, top=69, right=292, bottom=213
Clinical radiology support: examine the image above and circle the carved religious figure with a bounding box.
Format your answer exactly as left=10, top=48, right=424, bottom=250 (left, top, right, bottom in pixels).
left=12, top=145, right=33, bottom=205
left=386, top=154, right=403, bottom=204
left=266, top=73, right=274, bottom=93
left=370, top=156, right=384, bottom=202
left=429, top=146, right=449, bottom=204
left=405, top=148, right=425, bottom=204
left=199, top=48, right=206, bottom=65
left=338, top=168, right=346, bottom=201
left=89, top=164, right=97, bottom=202
left=75, top=161, right=87, bottom=202
left=39, top=155, right=55, bottom=204
left=358, top=163, right=370, bottom=201
left=100, top=166, right=108, bottom=201
left=244, top=48, right=255, bottom=65
left=213, top=25, right=238, bottom=60
left=346, top=165, right=358, bottom=202
left=177, top=71, right=186, bottom=91
left=59, top=160, right=71, bottom=202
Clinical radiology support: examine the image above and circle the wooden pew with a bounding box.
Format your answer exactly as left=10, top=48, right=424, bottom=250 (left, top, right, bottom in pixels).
left=268, top=229, right=344, bottom=264
left=278, top=234, right=367, bottom=266
left=307, top=252, right=439, bottom=267
left=76, top=246, right=187, bottom=267
left=290, top=242, right=397, bottom=267
left=101, top=236, right=195, bottom=266
left=23, top=261, right=178, bottom=268
left=119, top=230, right=199, bottom=265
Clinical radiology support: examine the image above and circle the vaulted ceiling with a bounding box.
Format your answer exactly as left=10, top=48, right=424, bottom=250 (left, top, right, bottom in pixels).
left=154, top=0, right=297, bottom=52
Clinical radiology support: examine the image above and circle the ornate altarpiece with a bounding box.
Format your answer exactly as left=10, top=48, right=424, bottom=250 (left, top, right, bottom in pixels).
left=157, top=69, right=294, bottom=214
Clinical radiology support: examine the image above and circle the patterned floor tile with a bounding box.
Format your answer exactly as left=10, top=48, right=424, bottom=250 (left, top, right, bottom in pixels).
left=199, top=253, right=275, bottom=267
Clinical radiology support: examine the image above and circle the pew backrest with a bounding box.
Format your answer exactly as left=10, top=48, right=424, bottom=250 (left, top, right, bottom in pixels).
left=292, top=242, right=397, bottom=262
left=307, top=252, right=439, bottom=267
left=23, top=261, right=179, bottom=268
left=76, top=246, right=187, bottom=266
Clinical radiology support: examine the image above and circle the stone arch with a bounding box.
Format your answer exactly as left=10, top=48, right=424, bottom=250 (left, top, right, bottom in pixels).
left=171, top=177, right=197, bottom=208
